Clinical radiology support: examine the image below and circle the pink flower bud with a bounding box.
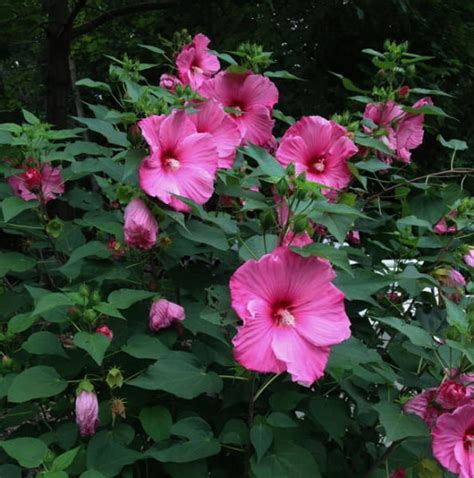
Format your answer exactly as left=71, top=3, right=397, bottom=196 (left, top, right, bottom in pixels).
left=23, top=167, right=42, bottom=189
left=463, top=249, right=474, bottom=267
left=398, top=85, right=410, bottom=98
left=390, top=469, right=406, bottom=478
left=75, top=391, right=99, bottom=437
left=436, top=380, right=470, bottom=409
left=159, top=73, right=181, bottom=92
left=123, top=198, right=158, bottom=250
left=149, top=299, right=185, bottom=332
left=347, top=230, right=360, bottom=246
left=445, top=269, right=466, bottom=289
left=96, top=325, right=113, bottom=340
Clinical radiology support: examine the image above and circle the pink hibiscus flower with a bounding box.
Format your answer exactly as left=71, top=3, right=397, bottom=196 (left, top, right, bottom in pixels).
left=138, top=110, right=219, bottom=212
left=432, top=402, right=474, bottom=478
left=149, top=299, right=186, bottom=331
left=199, top=71, right=278, bottom=146
left=230, top=247, right=350, bottom=385
left=464, top=249, right=474, bottom=267
left=404, top=388, right=442, bottom=427
left=276, top=116, right=358, bottom=193
left=176, top=33, right=220, bottom=90
left=433, top=210, right=458, bottom=235
left=188, top=100, right=241, bottom=168
left=8, top=164, right=64, bottom=203
left=123, top=198, right=158, bottom=250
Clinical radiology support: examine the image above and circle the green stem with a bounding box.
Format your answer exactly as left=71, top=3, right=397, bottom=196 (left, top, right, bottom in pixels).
left=253, top=373, right=281, bottom=403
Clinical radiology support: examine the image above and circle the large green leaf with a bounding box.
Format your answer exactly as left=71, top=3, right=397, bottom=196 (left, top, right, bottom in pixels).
left=31, top=293, right=72, bottom=317
left=121, top=334, right=169, bottom=360
left=239, top=234, right=278, bottom=261
left=73, top=116, right=130, bottom=147
left=250, top=423, right=273, bottom=462
left=178, top=221, right=229, bottom=251
left=74, top=332, right=111, bottom=365
left=139, top=406, right=173, bottom=442
left=1, top=196, right=38, bottom=222
left=0, top=252, right=36, bottom=277
left=309, top=396, right=350, bottom=445
left=375, top=317, right=434, bottom=348
left=0, top=437, right=48, bottom=468
left=334, top=270, right=393, bottom=303
left=8, top=366, right=67, bottom=402
left=107, top=289, right=155, bottom=309
left=22, top=331, right=68, bottom=358
left=374, top=402, right=428, bottom=442
left=241, top=145, right=285, bottom=178
left=128, top=351, right=223, bottom=399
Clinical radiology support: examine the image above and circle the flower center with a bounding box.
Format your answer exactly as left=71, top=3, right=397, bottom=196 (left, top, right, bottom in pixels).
left=464, top=427, right=474, bottom=452
left=163, top=156, right=180, bottom=172
left=272, top=302, right=296, bottom=327
left=191, top=65, right=203, bottom=75
left=309, top=156, right=325, bottom=173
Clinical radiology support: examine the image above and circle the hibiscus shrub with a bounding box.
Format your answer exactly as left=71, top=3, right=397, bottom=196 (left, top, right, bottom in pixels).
left=0, top=35, right=473, bottom=478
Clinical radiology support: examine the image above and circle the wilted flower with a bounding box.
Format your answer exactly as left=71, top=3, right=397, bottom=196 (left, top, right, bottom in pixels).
left=75, top=391, right=99, bottom=437
left=149, top=299, right=186, bottom=331
left=159, top=73, right=181, bottom=92
left=8, top=164, right=64, bottom=203
left=123, top=198, right=158, bottom=250
left=96, top=325, right=113, bottom=340
left=463, top=249, right=474, bottom=267
left=111, top=397, right=126, bottom=420
left=347, top=230, right=360, bottom=246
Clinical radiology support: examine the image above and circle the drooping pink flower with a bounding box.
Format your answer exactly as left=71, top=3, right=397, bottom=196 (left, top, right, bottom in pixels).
left=433, top=217, right=458, bottom=235
left=437, top=380, right=471, bottom=410
left=75, top=391, right=99, bottom=437
left=432, top=402, right=474, bottom=478
left=176, top=34, right=220, bottom=90
left=8, top=164, right=64, bottom=203
left=159, top=73, right=181, bottom=92
left=464, top=249, right=474, bottom=268
left=188, top=100, right=241, bottom=168
left=123, top=198, right=158, bottom=250
left=347, top=230, right=360, bottom=246
left=230, top=247, right=351, bottom=385
left=149, top=299, right=186, bottom=331
left=395, top=97, right=433, bottom=163
left=96, top=325, right=113, bottom=341
left=199, top=71, right=278, bottom=146
left=138, top=110, right=219, bottom=212
left=390, top=469, right=406, bottom=478
left=445, top=269, right=466, bottom=289
left=404, top=388, right=442, bottom=427
left=276, top=116, right=358, bottom=194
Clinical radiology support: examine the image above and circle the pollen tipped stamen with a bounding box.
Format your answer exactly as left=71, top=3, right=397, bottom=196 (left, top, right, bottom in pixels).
left=164, top=157, right=180, bottom=172
left=273, top=308, right=296, bottom=327
left=310, top=158, right=325, bottom=172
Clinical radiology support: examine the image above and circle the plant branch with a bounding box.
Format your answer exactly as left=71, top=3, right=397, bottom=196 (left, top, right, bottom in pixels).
left=71, top=1, right=176, bottom=38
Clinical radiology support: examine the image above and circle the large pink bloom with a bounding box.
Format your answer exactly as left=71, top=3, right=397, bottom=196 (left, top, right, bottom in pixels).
left=138, top=110, right=219, bottom=212
left=230, top=247, right=350, bottom=385
left=176, top=34, right=220, bottom=90
left=188, top=100, right=241, bottom=168
left=276, top=116, right=358, bottom=192
left=404, top=388, right=442, bottom=427
left=123, top=198, right=158, bottom=250
left=199, top=71, right=278, bottom=146
left=8, top=164, right=64, bottom=203
left=432, top=402, right=474, bottom=478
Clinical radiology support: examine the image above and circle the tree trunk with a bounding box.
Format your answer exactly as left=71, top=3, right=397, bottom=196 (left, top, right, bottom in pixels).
left=44, top=0, right=72, bottom=128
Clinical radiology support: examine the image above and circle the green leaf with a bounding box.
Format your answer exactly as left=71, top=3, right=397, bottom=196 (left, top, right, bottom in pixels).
left=86, top=431, right=141, bottom=477
left=80, top=471, right=106, bottom=478
left=437, top=134, right=468, bottom=151
left=107, top=289, right=155, bottom=309
left=266, top=412, right=297, bottom=428
left=147, top=417, right=221, bottom=463
left=375, top=317, right=434, bottom=348
left=250, top=423, right=273, bottom=462
left=0, top=437, right=48, bottom=468
left=334, top=270, right=393, bottom=303
left=251, top=442, right=320, bottom=478
left=264, top=70, right=303, bottom=80
left=239, top=234, right=278, bottom=261
left=76, top=78, right=112, bottom=92
left=22, top=331, right=68, bottom=358
left=60, top=241, right=111, bottom=270
left=22, top=109, right=40, bottom=125
left=73, top=117, right=130, bottom=147
left=309, top=396, right=350, bottom=445
left=209, top=49, right=237, bottom=65
left=74, top=332, right=110, bottom=366
left=0, top=252, right=36, bottom=277
left=8, top=366, right=67, bottom=403
left=128, top=351, right=223, bottom=399
left=51, top=446, right=81, bottom=471
left=354, top=133, right=394, bottom=155
left=402, top=104, right=453, bottom=118
left=1, top=196, right=39, bottom=222
left=121, top=334, right=169, bottom=360
left=355, top=158, right=391, bottom=172
left=178, top=220, right=229, bottom=251
left=0, top=465, right=21, bottom=478
left=8, top=313, right=37, bottom=334
left=374, top=402, right=428, bottom=442
left=295, top=243, right=352, bottom=274
left=328, top=337, right=382, bottom=371
left=32, top=293, right=72, bottom=317
left=139, top=44, right=166, bottom=55
left=330, top=72, right=369, bottom=94
left=410, top=87, right=452, bottom=97
left=41, top=472, right=68, bottom=478
left=396, top=215, right=432, bottom=230
left=445, top=299, right=469, bottom=334
left=241, top=144, right=285, bottom=178
left=139, top=406, right=172, bottom=442
left=310, top=211, right=353, bottom=243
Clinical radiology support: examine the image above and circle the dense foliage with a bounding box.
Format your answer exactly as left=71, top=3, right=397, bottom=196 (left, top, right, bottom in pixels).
left=0, top=31, right=473, bottom=478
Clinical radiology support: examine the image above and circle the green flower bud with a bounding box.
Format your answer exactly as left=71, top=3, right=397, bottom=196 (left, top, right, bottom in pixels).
left=276, top=178, right=288, bottom=197
left=90, top=290, right=102, bottom=306
left=83, top=309, right=98, bottom=323
left=106, top=367, right=124, bottom=389
left=116, top=185, right=135, bottom=204
left=285, top=163, right=296, bottom=177
left=259, top=209, right=276, bottom=230
left=76, top=379, right=94, bottom=394
left=46, top=217, right=63, bottom=238
left=79, top=283, right=90, bottom=298
left=293, top=215, right=309, bottom=234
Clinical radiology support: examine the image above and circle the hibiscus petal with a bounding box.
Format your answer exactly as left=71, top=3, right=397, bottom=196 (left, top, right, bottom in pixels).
left=241, top=74, right=279, bottom=109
